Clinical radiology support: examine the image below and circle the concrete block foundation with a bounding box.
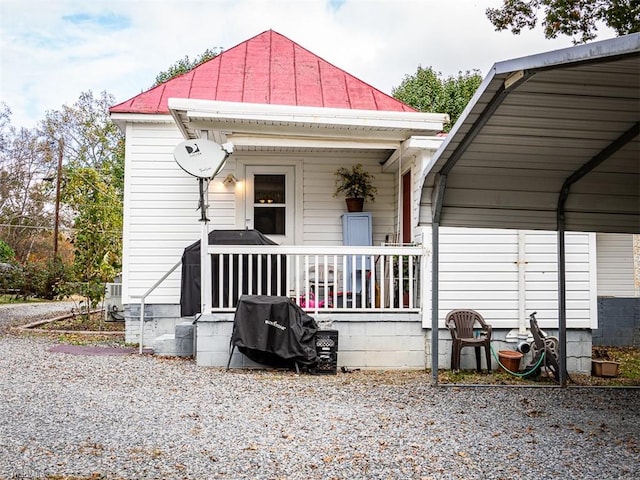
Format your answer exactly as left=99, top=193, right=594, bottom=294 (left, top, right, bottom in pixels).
left=124, top=305, right=593, bottom=374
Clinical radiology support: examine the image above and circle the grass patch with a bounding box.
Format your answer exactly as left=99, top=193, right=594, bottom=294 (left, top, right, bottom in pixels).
left=438, top=346, right=640, bottom=386
left=438, top=368, right=558, bottom=386
left=17, top=311, right=126, bottom=346
left=594, top=346, right=640, bottom=380
left=17, top=329, right=127, bottom=347
left=35, top=311, right=124, bottom=332
left=0, top=294, right=44, bottom=304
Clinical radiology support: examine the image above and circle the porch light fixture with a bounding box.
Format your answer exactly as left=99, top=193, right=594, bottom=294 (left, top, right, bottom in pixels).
left=223, top=174, right=238, bottom=186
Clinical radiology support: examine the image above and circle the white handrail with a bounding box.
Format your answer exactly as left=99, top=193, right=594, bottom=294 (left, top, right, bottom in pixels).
left=206, top=245, right=423, bottom=255
left=130, top=260, right=181, bottom=354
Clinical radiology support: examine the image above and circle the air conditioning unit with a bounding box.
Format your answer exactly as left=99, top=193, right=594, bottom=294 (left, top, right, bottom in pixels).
left=104, top=276, right=123, bottom=321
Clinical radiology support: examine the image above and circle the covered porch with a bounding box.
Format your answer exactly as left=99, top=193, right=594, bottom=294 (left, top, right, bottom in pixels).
left=123, top=99, right=449, bottom=368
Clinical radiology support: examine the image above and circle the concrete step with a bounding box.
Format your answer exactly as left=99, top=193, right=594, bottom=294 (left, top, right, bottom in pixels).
left=153, top=334, right=178, bottom=356
left=153, top=321, right=194, bottom=357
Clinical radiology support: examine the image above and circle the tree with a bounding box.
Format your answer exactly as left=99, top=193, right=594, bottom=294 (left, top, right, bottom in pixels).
left=152, top=47, right=223, bottom=87
left=1, top=92, right=123, bottom=301
left=0, top=122, right=57, bottom=262
left=62, top=166, right=123, bottom=300
left=39, top=91, right=124, bottom=302
left=0, top=103, right=12, bottom=151
left=486, top=0, right=640, bottom=44
left=392, top=67, right=483, bottom=132
left=0, top=240, right=14, bottom=262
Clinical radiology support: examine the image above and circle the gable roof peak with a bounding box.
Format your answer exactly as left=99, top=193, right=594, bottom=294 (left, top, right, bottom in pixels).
left=110, top=30, right=414, bottom=115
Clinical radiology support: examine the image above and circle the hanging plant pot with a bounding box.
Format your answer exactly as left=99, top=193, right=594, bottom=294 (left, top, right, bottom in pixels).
left=345, top=198, right=364, bottom=212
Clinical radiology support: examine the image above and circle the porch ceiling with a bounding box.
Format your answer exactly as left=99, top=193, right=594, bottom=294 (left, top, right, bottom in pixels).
left=228, top=144, right=394, bottom=160
left=168, top=98, right=448, bottom=160
left=419, top=33, right=640, bottom=234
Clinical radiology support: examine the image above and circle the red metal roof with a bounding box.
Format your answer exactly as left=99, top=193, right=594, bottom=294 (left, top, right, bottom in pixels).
left=110, top=30, right=415, bottom=114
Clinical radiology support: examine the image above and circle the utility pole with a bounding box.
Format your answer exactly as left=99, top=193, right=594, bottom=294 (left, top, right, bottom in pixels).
left=53, top=138, right=63, bottom=258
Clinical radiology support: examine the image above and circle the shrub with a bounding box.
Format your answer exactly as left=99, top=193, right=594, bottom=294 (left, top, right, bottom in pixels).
left=0, top=240, right=15, bottom=262
left=19, top=258, right=72, bottom=300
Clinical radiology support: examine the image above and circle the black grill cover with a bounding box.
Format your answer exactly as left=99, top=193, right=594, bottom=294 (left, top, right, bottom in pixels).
left=231, top=295, right=318, bottom=367
left=180, top=230, right=285, bottom=316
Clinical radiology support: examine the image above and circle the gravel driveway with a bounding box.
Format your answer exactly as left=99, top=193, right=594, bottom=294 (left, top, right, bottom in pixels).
left=1, top=303, right=639, bottom=479
left=0, top=300, right=78, bottom=333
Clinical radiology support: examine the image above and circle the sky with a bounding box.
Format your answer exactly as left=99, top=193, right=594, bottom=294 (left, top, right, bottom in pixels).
left=0, top=0, right=617, bottom=130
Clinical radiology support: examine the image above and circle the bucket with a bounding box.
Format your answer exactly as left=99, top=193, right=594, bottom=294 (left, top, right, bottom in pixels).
left=498, top=350, right=523, bottom=373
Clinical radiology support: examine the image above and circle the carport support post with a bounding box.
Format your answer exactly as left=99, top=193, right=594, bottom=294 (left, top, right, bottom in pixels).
left=430, top=173, right=447, bottom=385
left=431, top=221, right=439, bottom=385
left=557, top=228, right=567, bottom=387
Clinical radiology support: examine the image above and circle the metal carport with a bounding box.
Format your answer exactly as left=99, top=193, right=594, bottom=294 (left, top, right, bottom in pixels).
left=419, top=33, right=640, bottom=385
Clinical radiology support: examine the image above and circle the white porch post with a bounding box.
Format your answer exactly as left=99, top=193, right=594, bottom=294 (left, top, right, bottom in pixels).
left=200, top=178, right=212, bottom=314
left=201, top=219, right=211, bottom=313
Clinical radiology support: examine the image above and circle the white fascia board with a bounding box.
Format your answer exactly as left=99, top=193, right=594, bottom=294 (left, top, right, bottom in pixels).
left=109, top=113, right=174, bottom=124
left=109, top=113, right=174, bottom=133
left=383, top=136, right=446, bottom=172
left=403, top=135, right=446, bottom=152
left=168, top=98, right=447, bottom=131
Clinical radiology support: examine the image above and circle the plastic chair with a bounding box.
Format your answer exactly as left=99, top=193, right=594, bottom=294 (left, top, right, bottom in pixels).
left=308, top=265, right=337, bottom=305
left=446, top=309, right=492, bottom=373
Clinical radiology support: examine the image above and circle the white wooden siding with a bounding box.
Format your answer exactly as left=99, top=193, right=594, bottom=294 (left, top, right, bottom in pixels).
left=437, top=228, right=595, bottom=329
left=300, top=156, right=397, bottom=246
left=123, top=125, right=401, bottom=304
left=122, top=122, right=238, bottom=303
left=596, top=233, right=636, bottom=297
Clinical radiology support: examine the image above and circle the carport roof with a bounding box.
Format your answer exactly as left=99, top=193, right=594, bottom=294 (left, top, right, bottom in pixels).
left=419, top=33, right=640, bottom=234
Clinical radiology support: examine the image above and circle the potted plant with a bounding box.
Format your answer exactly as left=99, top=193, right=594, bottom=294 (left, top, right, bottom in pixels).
left=333, top=163, right=377, bottom=212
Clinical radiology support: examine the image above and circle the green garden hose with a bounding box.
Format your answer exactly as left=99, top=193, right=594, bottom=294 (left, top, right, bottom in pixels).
left=490, top=344, right=546, bottom=378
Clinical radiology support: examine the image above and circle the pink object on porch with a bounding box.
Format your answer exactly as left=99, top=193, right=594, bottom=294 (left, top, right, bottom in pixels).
left=297, top=291, right=325, bottom=309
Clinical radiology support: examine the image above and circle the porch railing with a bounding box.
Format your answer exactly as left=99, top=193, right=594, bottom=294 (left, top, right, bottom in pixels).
left=205, top=244, right=425, bottom=313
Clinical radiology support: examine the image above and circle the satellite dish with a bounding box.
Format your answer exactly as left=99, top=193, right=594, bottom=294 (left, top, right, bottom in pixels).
left=173, top=139, right=233, bottom=179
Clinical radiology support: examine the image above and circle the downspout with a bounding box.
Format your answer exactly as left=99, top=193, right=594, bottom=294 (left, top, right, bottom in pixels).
left=518, top=231, right=527, bottom=334
left=556, top=122, right=639, bottom=387
left=506, top=231, right=529, bottom=342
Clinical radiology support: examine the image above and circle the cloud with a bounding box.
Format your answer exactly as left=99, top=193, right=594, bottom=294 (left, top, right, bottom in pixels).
left=62, top=12, right=131, bottom=30
left=0, top=0, right=617, bottom=129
